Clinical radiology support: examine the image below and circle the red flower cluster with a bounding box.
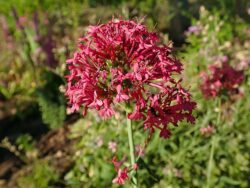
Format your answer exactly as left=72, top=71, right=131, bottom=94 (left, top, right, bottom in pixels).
left=112, top=156, right=129, bottom=185
left=200, top=62, right=244, bottom=98
left=65, top=19, right=196, bottom=138
left=112, top=168, right=129, bottom=185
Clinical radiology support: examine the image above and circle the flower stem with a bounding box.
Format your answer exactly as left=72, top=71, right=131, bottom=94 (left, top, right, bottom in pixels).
left=206, top=98, right=221, bottom=188
left=126, top=117, right=138, bottom=187
left=206, top=136, right=216, bottom=188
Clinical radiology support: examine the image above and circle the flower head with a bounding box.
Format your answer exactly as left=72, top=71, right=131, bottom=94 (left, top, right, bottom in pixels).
left=200, top=62, right=244, bottom=98
left=65, top=19, right=196, bottom=138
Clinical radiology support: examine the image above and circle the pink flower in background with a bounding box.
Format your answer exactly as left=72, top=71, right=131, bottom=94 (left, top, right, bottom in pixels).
left=215, top=55, right=229, bottom=63
left=108, top=141, right=117, bottom=153
left=65, top=19, right=196, bottom=138
left=186, top=25, right=201, bottom=34
left=17, top=16, right=27, bottom=28
left=236, top=60, right=249, bottom=71
left=200, top=62, right=244, bottom=98
left=200, top=125, right=214, bottom=136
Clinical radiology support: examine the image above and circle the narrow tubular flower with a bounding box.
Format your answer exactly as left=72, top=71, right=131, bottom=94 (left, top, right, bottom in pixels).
left=66, top=19, right=196, bottom=138
left=200, top=62, right=244, bottom=98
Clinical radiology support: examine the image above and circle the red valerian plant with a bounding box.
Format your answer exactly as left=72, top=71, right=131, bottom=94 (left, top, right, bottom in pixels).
left=66, top=19, right=196, bottom=137
left=200, top=62, right=244, bottom=98
left=65, top=19, right=196, bottom=186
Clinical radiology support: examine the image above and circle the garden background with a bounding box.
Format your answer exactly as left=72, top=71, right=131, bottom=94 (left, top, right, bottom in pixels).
left=0, top=0, right=249, bottom=187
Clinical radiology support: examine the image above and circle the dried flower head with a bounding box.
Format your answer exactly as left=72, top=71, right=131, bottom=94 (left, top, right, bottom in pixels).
left=65, top=19, right=196, bottom=138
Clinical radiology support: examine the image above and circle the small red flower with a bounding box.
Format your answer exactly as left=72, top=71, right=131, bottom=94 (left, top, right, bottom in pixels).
left=112, top=168, right=129, bottom=185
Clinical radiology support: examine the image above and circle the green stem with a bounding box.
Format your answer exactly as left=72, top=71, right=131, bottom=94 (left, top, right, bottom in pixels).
left=206, top=137, right=215, bottom=188
left=206, top=98, right=221, bottom=188
left=126, top=117, right=138, bottom=187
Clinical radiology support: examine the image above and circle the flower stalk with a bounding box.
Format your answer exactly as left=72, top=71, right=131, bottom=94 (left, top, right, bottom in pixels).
left=127, top=117, right=138, bottom=187
left=206, top=98, right=221, bottom=188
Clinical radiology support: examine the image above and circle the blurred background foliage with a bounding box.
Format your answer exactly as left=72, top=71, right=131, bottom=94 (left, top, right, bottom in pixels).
left=0, top=0, right=249, bottom=187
